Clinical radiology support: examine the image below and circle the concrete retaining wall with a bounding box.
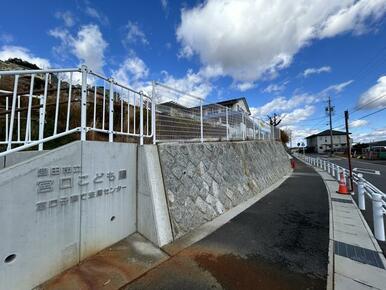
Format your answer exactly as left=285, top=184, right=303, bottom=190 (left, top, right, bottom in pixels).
left=137, top=146, right=173, bottom=247
left=158, top=140, right=291, bottom=238
left=0, top=141, right=137, bottom=290
left=0, top=139, right=290, bottom=289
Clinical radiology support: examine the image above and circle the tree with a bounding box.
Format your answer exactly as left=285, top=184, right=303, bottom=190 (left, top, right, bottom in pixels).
left=7, top=58, right=41, bottom=70
left=267, top=113, right=282, bottom=126
left=280, top=130, right=289, bottom=144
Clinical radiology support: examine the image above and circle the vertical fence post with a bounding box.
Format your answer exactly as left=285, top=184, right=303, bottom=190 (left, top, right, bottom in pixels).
left=139, top=92, right=144, bottom=145
left=200, top=100, right=203, bottom=143
left=5, top=96, right=8, bottom=142
left=80, top=65, right=88, bottom=141
left=17, top=95, right=20, bottom=141
left=152, top=81, right=156, bottom=145
left=109, top=79, right=114, bottom=142
left=25, top=74, right=35, bottom=143
left=242, top=113, right=245, bottom=140
left=7, top=74, right=19, bottom=150
left=38, top=73, right=48, bottom=151
left=336, top=166, right=340, bottom=181
left=357, top=174, right=365, bottom=210
left=226, top=107, right=229, bottom=141
left=372, top=193, right=385, bottom=241
left=253, top=118, right=256, bottom=140
left=38, top=95, right=44, bottom=151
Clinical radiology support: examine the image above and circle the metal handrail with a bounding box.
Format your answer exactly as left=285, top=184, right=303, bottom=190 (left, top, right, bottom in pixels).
left=294, top=153, right=385, bottom=241
left=0, top=65, right=153, bottom=157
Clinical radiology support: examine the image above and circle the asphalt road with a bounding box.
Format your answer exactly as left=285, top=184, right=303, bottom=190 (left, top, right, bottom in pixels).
left=123, top=161, right=329, bottom=290
left=308, top=154, right=386, bottom=191
left=308, top=154, right=386, bottom=256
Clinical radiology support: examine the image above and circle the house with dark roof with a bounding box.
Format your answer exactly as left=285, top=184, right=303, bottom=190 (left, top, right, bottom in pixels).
left=214, top=97, right=251, bottom=115
left=306, top=130, right=352, bottom=154
left=160, top=97, right=251, bottom=116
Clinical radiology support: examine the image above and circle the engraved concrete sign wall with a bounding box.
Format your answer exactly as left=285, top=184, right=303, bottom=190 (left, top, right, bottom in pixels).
left=0, top=141, right=137, bottom=290
left=158, top=140, right=292, bottom=239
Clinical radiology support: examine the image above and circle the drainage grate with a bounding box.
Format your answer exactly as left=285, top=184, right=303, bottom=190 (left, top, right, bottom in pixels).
left=334, top=241, right=385, bottom=269
left=331, top=197, right=352, bottom=204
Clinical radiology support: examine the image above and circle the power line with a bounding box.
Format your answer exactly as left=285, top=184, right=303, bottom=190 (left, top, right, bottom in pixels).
left=333, top=105, right=386, bottom=130
left=350, top=93, right=386, bottom=114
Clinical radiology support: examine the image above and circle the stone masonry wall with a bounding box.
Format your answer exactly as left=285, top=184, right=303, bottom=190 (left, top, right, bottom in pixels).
left=158, top=140, right=292, bottom=239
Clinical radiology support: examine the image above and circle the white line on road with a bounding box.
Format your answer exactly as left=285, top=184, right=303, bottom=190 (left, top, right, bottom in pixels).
left=353, top=168, right=381, bottom=175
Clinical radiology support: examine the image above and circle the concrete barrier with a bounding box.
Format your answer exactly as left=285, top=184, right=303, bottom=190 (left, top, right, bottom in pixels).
left=0, top=141, right=137, bottom=290
left=137, top=145, right=173, bottom=247
left=157, top=140, right=291, bottom=239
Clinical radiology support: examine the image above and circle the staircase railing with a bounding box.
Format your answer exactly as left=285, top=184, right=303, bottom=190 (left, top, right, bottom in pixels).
left=0, top=65, right=153, bottom=157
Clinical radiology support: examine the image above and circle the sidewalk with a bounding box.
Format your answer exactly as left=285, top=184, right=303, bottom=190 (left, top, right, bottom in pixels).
left=123, top=160, right=330, bottom=290
left=313, top=167, right=386, bottom=290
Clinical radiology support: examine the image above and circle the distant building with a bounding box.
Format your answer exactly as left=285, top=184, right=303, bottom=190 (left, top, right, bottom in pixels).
left=160, top=97, right=251, bottom=116
left=306, top=130, right=352, bottom=154
left=362, top=140, right=386, bottom=160
left=213, top=97, right=251, bottom=115
left=159, top=97, right=253, bottom=140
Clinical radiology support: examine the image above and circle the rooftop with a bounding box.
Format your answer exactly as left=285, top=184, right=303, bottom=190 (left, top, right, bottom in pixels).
left=306, top=129, right=350, bottom=139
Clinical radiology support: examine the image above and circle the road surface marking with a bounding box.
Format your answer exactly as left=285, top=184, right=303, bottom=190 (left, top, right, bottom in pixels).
left=353, top=168, right=381, bottom=175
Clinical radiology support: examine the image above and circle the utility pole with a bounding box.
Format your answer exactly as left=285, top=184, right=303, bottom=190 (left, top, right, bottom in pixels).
left=344, top=110, right=354, bottom=192
left=326, top=96, right=334, bottom=156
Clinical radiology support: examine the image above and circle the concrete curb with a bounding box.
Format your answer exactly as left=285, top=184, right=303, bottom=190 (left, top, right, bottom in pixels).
left=299, top=158, right=386, bottom=290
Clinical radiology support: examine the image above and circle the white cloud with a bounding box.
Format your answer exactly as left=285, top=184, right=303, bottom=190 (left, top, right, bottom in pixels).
left=157, top=69, right=213, bottom=106
left=321, top=80, right=353, bottom=95
left=50, top=24, right=108, bottom=72
left=263, top=82, right=287, bottom=94
left=112, top=57, right=149, bottom=86
left=319, top=0, right=386, bottom=37
left=177, top=45, right=194, bottom=59
left=0, top=45, right=51, bottom=68
left=235, top=82, right=255, bottom=92
left=55, top=11, right=75, bottom=27
left=124, top=21, right=148, bottom=45
left=280, top=105, right=315, bottom=126
left=358, top=76, right=386, bottom=109
left=177, top=0, right=386, bottom=82
left=251, top=94, right=316, bottom=117
left=303, top=66, right=331, bottom=77
left=354, top=126, right=386, bottom=142
left=350, top=119, right=368, bottom=128
left=85, top=6, right=109, bottom=25
left=161, top=0, right=168, bottom=10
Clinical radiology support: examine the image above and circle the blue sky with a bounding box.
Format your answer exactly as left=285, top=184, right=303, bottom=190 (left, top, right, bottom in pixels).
left=1, top=0, right=386, bottom=144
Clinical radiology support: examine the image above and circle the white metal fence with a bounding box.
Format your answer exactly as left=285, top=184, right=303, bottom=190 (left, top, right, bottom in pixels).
left=0, top=65, right=282, bottom=157
left=295, top=153, right=386, bottom=241
left=0, top=65, right=153, bottom=157
left=153, top=82, right=279, bottom=143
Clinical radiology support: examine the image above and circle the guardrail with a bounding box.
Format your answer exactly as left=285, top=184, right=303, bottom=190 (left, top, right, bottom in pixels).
left=0, top=65, right=153, bottom=157
left=294, top=153, right=386, bottom=241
